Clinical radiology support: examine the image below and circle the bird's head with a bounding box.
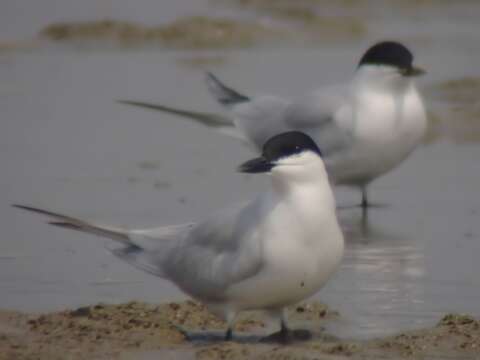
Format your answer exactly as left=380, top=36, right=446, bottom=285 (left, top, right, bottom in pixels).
left=239, top=131, right=326, bottom=183
left=356, top=41, right=425, bottom=90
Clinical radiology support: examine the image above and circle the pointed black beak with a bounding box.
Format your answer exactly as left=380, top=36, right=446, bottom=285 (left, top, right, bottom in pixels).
left=403, top=65, right=426, bottom=77
left=238, top=156, right=274, bottom=173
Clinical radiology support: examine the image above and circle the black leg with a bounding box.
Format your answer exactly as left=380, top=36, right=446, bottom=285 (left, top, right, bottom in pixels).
left=280, top=318, right=289, bottom=335
left=361, top=188, right=368, bottom=209
left=278, top=317, right=290, bottom=343
left=224, top=327, right=233, bottom=341
left=361, top=204, right=369, bottom=237
left=260, top=316, right=311, bottom=344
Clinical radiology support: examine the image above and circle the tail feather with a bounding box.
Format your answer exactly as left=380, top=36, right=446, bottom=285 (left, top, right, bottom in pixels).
left=48, top=221, right=82, bottom=230
left=117, top=100, right=232, bottom=128
left=12, top=204, right=129, bottom=244
left=14, top=204, right=172, bottom=278
left=205, top=72, right=250, bottom=107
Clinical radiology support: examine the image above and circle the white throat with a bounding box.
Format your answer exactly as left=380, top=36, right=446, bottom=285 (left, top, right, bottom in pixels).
left=354, top=64, right=414, bottom=94
left=270, top=154, right=336, bottom=215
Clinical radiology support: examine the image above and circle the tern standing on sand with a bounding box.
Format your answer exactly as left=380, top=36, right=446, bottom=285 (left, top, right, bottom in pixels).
left=14, top=131, right=344, bottom=341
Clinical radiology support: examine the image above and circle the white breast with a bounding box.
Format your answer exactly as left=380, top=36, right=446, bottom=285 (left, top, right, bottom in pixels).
left=328, top=84, right=427, bottom=186
left=225, top=182, right=344, bottom=311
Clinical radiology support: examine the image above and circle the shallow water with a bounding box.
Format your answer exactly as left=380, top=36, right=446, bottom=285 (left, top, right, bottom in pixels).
left=1, top=0, right=480, bottom=341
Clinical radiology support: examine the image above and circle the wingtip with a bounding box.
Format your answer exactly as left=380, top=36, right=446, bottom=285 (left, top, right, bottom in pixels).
left=11, top=204, right=66, bottom=219
left=205, top=71, right=220, bottom=85
left=12, top=204, right=31, bottom=211
left=116, top=99, right=138, bottom=106
left=48, top=221, right=81, bottom=230
left=204, top=72, right=250, bottom=107
left=11, top=204, right=46, bottom=216
left=12, top=204, right=49, bottom=218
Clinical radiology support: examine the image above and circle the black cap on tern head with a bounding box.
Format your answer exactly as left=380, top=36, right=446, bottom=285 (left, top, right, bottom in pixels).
left=358, top=41, right=425, bottom=76
left=239, top=131, right=322, bottom=173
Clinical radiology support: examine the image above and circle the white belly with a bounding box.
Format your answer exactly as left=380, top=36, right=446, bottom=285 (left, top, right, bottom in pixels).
left=224, top=209, right=344, bottom=311
left=328, top=87, right=427, bottom=186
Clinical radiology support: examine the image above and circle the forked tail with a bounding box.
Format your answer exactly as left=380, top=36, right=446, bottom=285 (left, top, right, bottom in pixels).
left=117, top=100, right=232, bottom=128
left=12, top=204, right=129, bottom=243
left=12, top=204, right=168, bottom=277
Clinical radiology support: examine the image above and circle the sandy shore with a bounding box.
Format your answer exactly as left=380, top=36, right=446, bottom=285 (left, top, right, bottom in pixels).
left=1, top=301, right=479, bottom=360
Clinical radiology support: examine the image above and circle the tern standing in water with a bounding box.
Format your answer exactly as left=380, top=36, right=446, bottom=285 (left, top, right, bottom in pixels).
left=120, top=41, right=427, bottom=209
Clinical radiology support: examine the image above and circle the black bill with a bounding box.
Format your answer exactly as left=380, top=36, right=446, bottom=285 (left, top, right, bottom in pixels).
left=238, top=156, right=274, bottom=173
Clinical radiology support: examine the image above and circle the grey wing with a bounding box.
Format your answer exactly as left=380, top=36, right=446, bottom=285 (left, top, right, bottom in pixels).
left=205, top=72, right=292, bottom=149
left=111, top=223, right=196, bottom=278
left=229, top=95, right=293, bottom=151
left=283, top=85, right=354, bottom=156
left=229, top=85, right=353, bottom=155
left=11, top=204, right=195, bottom=279
left=12, top=203, right=261, bottom=290
left=161, top=199, right=264, bottom=302
left=117, top=100, right=247, bottom=141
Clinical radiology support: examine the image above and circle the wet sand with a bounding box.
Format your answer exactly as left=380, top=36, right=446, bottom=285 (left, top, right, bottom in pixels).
left=38, top=17, right=284, bottom=50
left=1, top=301, right=479, bottom=360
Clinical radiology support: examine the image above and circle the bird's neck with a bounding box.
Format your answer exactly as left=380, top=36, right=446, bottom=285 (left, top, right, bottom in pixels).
left=353, top=67, right=414, bottom=95
left=268, top=167, right=341, bottom=255
left=270, top=166, right=336, bottom=220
